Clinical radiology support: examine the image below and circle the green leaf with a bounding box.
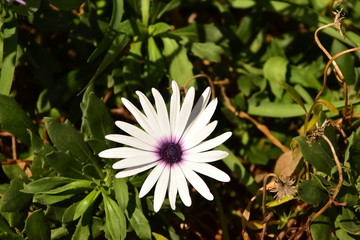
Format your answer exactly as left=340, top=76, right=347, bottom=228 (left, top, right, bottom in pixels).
left=62, top=201, right=80, bottom=223
left=122, top=40, right=143, bottom=90
left=141, top=0, right=150, bottom=26
left=298, top=180, right=328, bottom=207
left=317, top=99, right=339, bottom=114
left=72, top=215, right=90, bottom=240
left=310, top=213, right=332, bottom=240
left=102, top=192, right=127, bottom=240
left=152, top=232, right=168, bottom=240
left=191, top=42, right=224, bottom=62
left=28, top=131, right=54, bottom=179
left=230, top=0, right=256, bottom=8
left=35, top=180, right=93, bottom=195
left=217, top=145, right=259, bottom=195
left=0, top=95, right=36, bottom=144
left=80, top=90, right=114, bottom=142
left=162, top=37, right=193, bottom=87
left=22, top=177, right=76, bottom=194
left=44, top=118, right=94, bottom=166
left=0, top=179, right=32, bottom=212
left=114, top=178, right=129, bottom=212
left=34, top=193, right=76, bottom=205
left=146, top=36, right=165, bottom=89
left=47, top=0, right=85, bottom=11
left=84, top=33, right=130, bottom=91
left=0, top=215, right=18, bottom=238
left=280, top=82, right=306, bottom=113
left=148, top=22, right=171, bottom=36
left=289, top=65, right=322, bottom=90
left=337, top=207, right=360, bottom=235
left=0, top=19, right=17, bottom=96
left=49, top=226, right=69, bottom=240
left=87, top=0, right=124, bottom=62
left=73, top=189, right=100, bottom=221
left=45, top=151, right=87, bottom=179
left=345, top=130, right=360, bottom=173
left=336, top=185, right=359, bottom=206
left=248, top=98, right=360, bottom=117
left=24, top=210, right=50, bottom=240
left=263, top=56, right=288, bottom=99
left=127, top=194, right=152, bottom=240
left=2, top=164, right=27, bottom=181
left=294, top=136, right=335, bottom=175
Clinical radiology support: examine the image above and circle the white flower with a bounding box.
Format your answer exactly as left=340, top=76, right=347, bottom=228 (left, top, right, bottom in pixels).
left=99, top=81, right=232, bottom=212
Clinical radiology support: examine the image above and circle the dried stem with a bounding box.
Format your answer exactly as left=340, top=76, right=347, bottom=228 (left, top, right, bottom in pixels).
left=220, top=85, right=290, bottom=153
left=304, top=46, right=360, bottom=133
left=183, top=74, right=216, bottom=100
left=308, top=135, right=343, bottom=222
left=260, top=173, right=277, bottom=240
left=314, top=22, right=344, bottom=82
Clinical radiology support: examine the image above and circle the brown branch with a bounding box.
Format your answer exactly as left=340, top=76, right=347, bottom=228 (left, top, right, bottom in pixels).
left=220, top=85, right=290, bottom=153
left=183, top=74, right=216, bottom=100
left=261, top=173, right=278, bottom=240
left=304, top=46, right=360, bottom=133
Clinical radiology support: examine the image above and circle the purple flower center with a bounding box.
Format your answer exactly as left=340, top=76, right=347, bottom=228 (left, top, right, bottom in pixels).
left=158, top=142, right=182, bottom=164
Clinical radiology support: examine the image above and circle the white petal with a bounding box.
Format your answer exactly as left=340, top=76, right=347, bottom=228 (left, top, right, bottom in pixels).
left=153, top=166, right=170, bottom=212
left=115, top=162, right=157, bottom=178
left=135, top=91, right=162, bottom=136
left=152, top=88, right=171, bottom=137
left=170, top=81, right=180, bottom=133
left=187, top=132, right=232, bottom=153
left=112, top=154, right=158, bottom=169
left=180, top=164, right=213, bottom=201
left=185, top=150, right=229, bottom=163
left=174, top=87, right=195, bottom=138
left=182, top=98, right=217, bottom=141
left=99, top=147, right=151, bottom=159
left=105, top=134, right=154, bottom=151
left=168, top=168, right=178, bottom=210
left=186, top=87, right=211, bottom=128
left=115, top=121, right=157, bottom=146
left=182, top=121, right=217, bottom=150
left=122, top=98, right=161, bottom=139
left=173, top=164, right=191, bottom=206
left=184, top=161, right=230, bottom=182
left=139, top=163, right=165, bottom=198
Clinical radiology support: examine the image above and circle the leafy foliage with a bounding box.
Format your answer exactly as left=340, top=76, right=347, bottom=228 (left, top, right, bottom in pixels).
left=0, top=0, right=360, bottom=239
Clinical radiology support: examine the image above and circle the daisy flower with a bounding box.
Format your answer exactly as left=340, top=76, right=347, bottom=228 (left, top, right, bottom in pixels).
left=6, top=0, right=26, bottom=5
left=99, top=81, right=232, bottom=212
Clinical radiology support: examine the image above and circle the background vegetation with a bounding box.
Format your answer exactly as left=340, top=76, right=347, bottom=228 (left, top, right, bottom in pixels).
left=0, top=0, right=359, bottom=239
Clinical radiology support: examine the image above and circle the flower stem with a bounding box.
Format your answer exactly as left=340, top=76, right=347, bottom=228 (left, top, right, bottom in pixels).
left=209, top=179, right=230, bottom=240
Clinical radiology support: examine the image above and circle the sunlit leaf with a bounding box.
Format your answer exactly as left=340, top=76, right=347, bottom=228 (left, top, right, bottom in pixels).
left=162, top=37, right=193, bottom=87
left=264, top=56, right=288, bottom=99
left=73, top=189, right=100, bottom=220
left=191, top=42, right=224, bottom=62
left=317, top=99, right=339, bottom=114
left=102, top=192, right=127, bottom=240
